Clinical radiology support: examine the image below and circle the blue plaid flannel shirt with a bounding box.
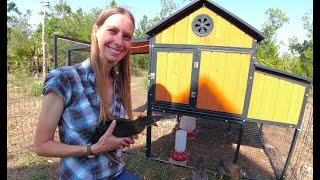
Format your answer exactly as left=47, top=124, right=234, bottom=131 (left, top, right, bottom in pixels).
left=43, top=58, right=126, bottom=179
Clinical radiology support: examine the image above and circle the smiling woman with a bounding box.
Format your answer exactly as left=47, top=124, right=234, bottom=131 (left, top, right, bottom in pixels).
left=95, top=13, right=134, bottom=64
left=34, top=7, right=141, bottom=180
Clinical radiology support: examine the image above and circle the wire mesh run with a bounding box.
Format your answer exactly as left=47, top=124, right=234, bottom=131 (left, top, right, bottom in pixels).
left=144, top=111, right=313, bottom=179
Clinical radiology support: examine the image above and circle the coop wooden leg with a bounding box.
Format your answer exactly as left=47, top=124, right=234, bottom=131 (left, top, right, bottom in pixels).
left=233, top=123, right=244, bottom=163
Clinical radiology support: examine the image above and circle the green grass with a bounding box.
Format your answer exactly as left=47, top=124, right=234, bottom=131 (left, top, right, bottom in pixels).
left=124, top=153, right=228, bottom=179
left=16, top=152, right=43, bottom=168
left=143, top=76, right=148, bottom=92
left=26, top=166, right=51, bottom=180
left=8, top=139, right=20, bottom=147
left=7, top=124, right=17, bottom=131
left=125, top=154, right=190, bottom=179
left=8, top=151, right=57, bottom=180
left=307, top=95, right=313, bottom=105
left=9, top=72, right=43, bottom=97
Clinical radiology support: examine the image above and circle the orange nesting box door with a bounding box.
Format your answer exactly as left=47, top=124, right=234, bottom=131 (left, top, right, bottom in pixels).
left=155, top=52, right=193, bottom=104
left=196, top=51, right=251, bottom=115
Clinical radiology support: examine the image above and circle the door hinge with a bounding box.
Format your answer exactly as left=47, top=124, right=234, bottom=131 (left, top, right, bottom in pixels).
left=148, top=73, right=155, bottom=80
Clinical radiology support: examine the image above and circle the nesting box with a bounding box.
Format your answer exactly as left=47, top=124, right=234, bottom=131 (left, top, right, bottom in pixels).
left=145, top=0, right=311, bottom=127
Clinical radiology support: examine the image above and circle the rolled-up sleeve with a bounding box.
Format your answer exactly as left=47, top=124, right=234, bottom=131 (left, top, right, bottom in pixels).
left=43, top=69, right=71, bottom=106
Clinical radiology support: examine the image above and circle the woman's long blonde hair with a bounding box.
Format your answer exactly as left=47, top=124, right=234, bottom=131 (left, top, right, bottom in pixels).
left=90, top=7, right=134, bottom=122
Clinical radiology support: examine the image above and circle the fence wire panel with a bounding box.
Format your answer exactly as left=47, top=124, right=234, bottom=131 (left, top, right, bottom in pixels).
left=7, top=37, right=89, bottom=157
left=286, top=104, right=313, bottom=180
left=7, top=73, right=42, bottom=156
left=69, top=49, right=90, bottom=66
left=55, top=37, right=90, bottom=68
left=7, top=72, right=62, bottom=156
left=260, top=123, right=295, bottom=179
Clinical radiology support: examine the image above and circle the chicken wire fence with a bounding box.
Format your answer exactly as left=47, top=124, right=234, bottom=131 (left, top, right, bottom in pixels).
left=7, top=35, right=313, bottom=179
left=7, top=35, right=90, bottom=157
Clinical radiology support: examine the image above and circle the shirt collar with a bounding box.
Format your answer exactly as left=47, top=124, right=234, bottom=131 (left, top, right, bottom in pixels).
left=82, top=58, right=96, bottom=85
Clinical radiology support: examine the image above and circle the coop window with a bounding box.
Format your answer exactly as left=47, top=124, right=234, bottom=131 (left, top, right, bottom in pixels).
left=192, top=14, right=214, bottom=37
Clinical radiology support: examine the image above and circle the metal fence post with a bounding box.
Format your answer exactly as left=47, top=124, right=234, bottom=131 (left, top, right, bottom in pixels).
left=54, top=34, right=58, bottom=69
left=234, top=122, right=244, bottom=163
left=280, top=128, right=301, bottom=179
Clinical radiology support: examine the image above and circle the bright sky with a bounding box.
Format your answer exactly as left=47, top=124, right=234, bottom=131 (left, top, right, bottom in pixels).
left=12, top=0, right=312, bottom=54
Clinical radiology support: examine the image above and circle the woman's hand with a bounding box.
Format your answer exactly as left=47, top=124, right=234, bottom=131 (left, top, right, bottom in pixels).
left=91, top=120, right=136, bottom=155
left=131, top=134, right=139, bottom=140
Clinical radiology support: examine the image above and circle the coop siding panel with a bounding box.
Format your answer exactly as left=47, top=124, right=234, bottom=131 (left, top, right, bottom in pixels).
left=222, top=53, right=241, bottom=113
left=220, top=53, right=234, bottom=111
left=227, top=21, right=235, bottom=47
left=196, top=51, right=211, bottom=109
left=233, top=23, right=248, bottom=47
left=243, top=32, right=253, bottom=48
left=206, top=52, right=219, bottom=111
left=248, top=73, right=305, bottom=125
left=206, top=52, right=228, bottom=112
left=155, top=32, right=162, bottom=44
left=272, top=80, right=294, bottom=123
left=173, top=16, right=189, bottom=44
left=258, top=75, right=280, bottom=120
left=161, top=25, right=174, bottom=44
left=155, top=52, right=192, bottom=104
left=155, top=7, right=253, bottom=48
left=166, top=53, right=179, bottom=102
left=186, top=9, right=202, bottom=45
left=286, top=84, right=305, bottom=125
left=155, top=52, right=168, bottom=101
left=178, top=53, right=193, bottom=104
left=201, top=7, right=218, bottom=45
left=214, top=14, right=225, bottom=46
left=235, top=54, right=250, bottom=114
left=197, top=51, right=249, bottom=114
left=248, top=72, right=265, bottom=118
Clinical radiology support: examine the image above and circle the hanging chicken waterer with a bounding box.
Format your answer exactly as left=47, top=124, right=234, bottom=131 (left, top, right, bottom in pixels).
left=180, top=115, right=196, bottom=139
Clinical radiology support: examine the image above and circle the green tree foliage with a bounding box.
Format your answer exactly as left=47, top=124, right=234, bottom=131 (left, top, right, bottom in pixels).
left=109, top=0, right=117, bottom=8
left=256, top=8, right=312, bottom=81
left=7, top=1, right=21, bottom=25
left=7, top=9, right=35, bottom=73
left=159, top=0, right=177, bottom=20
left=135, top=15, right=152, bottom=38
left=132, top=0, right=178, bottom=70
left=256, top=8, right=289, bottom=70
left=7, top=0, right=180, bottom=73
left=7, top=1, right=22, bottom=43
left=132, top=15, right=154, bottom=70
left=7, top=1, right=102, bottom=73
left=288, top=10, right=313, bottom=78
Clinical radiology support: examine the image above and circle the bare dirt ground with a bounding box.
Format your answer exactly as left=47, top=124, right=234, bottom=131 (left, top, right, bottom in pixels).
left=7, top=71, right=313, bottom=179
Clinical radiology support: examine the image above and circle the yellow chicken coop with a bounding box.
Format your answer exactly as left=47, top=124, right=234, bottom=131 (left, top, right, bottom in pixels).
left=144, top=0, right=310, bottom=128
left=132, top=0, right=312, bottom=166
